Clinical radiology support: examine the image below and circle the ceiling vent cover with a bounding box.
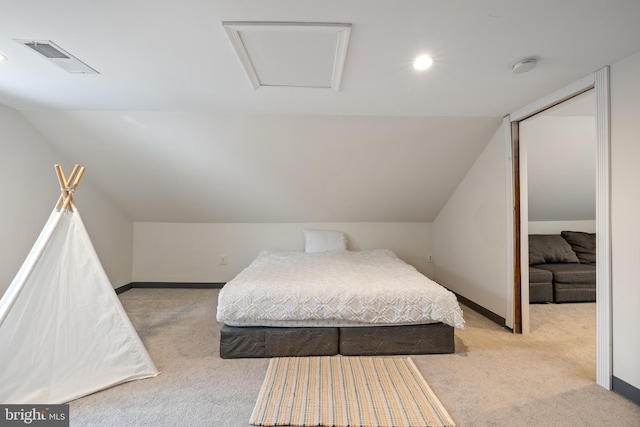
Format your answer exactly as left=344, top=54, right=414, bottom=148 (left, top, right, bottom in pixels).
left=222, top=22, right=351, bottom=91
left=14, top=39, right=99, bottom=74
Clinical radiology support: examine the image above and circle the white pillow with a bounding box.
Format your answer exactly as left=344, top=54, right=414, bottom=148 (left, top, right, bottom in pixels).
left=303, top=229, right=347, bottom=253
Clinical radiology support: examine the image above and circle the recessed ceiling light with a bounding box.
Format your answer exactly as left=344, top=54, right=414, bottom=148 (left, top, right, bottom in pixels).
left=413, top=54, right=433, bottom=71
left=0, top=53, right=7, bottom=62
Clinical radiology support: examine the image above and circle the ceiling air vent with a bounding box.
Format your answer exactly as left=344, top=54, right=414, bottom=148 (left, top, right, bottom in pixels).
left=14, top=39, right=99, bottom=74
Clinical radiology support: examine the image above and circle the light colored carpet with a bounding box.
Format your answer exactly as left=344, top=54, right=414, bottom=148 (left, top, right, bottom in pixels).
left=250, top=356, right=455, bottom=427
left=68, top=289, right=640, bottom=426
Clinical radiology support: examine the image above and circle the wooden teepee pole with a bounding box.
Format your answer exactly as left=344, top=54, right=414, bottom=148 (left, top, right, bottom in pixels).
left=54, top=164, right=85, bottom=213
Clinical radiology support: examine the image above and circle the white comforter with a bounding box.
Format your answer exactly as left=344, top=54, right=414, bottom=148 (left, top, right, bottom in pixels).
left=217, top=250, right=465, bottom=329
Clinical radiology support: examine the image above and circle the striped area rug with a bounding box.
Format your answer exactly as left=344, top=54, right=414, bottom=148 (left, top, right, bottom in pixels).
left=250, top=356, right=456, bottom=427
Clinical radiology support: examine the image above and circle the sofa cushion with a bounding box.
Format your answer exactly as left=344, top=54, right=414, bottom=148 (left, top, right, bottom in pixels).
left=534, top=263, right=596, bottom=285
left=529, top=234, right=580, bottom=265
left=529, top=266, right=553, bottom=284
left=561, top=231, right=596, bottom=264
left=529, top=267, right=553, bottom=303
left=553, top=284, right=596, bottom=303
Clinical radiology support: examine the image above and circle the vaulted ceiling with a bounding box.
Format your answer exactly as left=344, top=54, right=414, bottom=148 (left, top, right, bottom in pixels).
left=1, top=1, right=639, bottom=222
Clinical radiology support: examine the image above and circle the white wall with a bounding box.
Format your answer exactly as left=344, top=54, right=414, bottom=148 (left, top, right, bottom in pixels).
left=610, top=51, right=640, bottom=390
left=432, top=124, right=510, bottom=319
left=528, top=220, right=596, bottom=234
left=74, top=187, right=134, bottom=289
left=0, top=104, right=133, bottom=294
left=523, top=115, right=596, bottom=222
left=133, top=222, right=432, bottom=282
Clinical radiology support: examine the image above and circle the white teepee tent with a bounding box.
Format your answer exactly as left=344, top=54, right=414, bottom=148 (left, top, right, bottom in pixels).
left=0, top=164, right=159, bottom=404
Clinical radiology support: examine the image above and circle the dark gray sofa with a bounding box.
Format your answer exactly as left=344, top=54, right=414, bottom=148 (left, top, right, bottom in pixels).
left=529, top=231, right=596, bottom=303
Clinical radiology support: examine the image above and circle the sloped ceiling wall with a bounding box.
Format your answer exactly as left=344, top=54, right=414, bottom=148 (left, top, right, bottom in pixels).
left=20, top=111, right=500, bottom=222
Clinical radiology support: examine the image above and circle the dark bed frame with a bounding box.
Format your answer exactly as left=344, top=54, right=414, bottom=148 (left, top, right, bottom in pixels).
left=219, top=322, right=454, bottom=359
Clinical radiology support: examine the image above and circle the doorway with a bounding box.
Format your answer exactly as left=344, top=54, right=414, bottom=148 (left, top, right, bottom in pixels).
left=509, top=68, right=612, bottom=389
left=520, top=92, right=597, bottom=369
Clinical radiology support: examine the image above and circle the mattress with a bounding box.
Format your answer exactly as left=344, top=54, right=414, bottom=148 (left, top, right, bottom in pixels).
left=216, top=249, right=465, bottom=329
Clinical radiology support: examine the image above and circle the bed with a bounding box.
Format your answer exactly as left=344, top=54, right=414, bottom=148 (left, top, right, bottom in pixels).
left=216, top=231, right=465, bottom=358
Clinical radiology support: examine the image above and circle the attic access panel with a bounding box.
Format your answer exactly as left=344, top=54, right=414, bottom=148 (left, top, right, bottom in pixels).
left=222, top=22, right=351, bottom=91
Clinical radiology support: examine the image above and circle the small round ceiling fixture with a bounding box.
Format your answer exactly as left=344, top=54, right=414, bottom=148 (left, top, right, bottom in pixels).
left=0, top=53, right=7, bottom=63
left=413, top=54, right=433, bottom=71
left=511, top=57, right=537, bottom=74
